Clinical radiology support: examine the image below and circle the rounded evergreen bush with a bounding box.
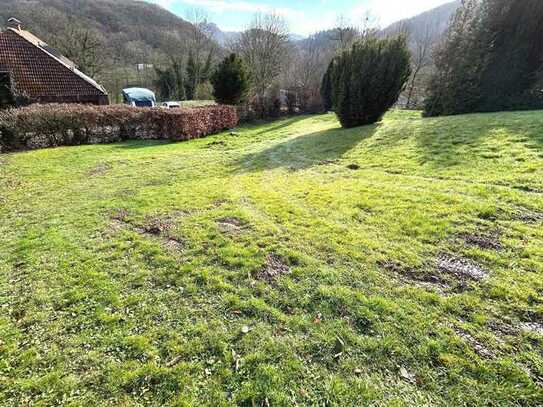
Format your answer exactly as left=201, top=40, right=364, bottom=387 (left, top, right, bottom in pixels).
left=211, top=53, right=249, bottom=106
left=330, top=36, right=411, bottom=128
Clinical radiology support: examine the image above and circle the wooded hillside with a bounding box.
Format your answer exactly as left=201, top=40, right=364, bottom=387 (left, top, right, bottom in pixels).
left=0, top=0, right=216, bottom=102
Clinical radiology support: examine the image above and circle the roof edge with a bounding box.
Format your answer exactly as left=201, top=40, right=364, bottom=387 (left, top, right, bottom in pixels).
left=6, top=27, right=108, bottom=96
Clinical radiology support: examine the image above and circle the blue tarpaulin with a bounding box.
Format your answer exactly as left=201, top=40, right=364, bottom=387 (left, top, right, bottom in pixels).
left=122, top=88, right=156, bottom=107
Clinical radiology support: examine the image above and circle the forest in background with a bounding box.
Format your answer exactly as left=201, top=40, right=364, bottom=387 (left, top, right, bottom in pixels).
left=0, top=0, right=460, bottom=107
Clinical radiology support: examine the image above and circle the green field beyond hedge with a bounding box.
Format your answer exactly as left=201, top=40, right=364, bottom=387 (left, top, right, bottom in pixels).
left=1, top=110, right=543, bottom=405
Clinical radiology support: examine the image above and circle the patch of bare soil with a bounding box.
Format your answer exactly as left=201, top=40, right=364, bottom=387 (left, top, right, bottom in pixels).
left=217, top=217, right=247, bottom=233
left=206, top=140, right=227, bottom=148
left=460, top=232, right=502, bottom=250
left=455, top=328, right=495, bottom=358
left=111, top=208, right=130, bottom=222
left=256, top=254, right=291, bottom=281
left=108, top=210, right=184, bottom=252
left=515, top=209, right=543, bottom=224
left=437, top=253, right=489, bottom=281
left=378, top=260, right=449, bottom=292
left=88, top=162, right=112, bottom=177
left=318, top=159, right=339, bottom=166
left=487, top=320, right=518, bottom=337
left=140, top=217, right=173, bottom=236
left=164, top=237, right=184, bottom=252
left=108, top=208, right=130, bottom=232
left=211, top=199, right=230, bottom=208
left=520, top=322, right=543, bottom=336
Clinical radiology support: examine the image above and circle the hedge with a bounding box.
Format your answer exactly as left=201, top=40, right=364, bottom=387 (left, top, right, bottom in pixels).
left=0, top=104, right=238, bottom=152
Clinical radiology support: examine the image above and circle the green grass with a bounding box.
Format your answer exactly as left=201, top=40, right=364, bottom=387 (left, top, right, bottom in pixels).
left=181, top=100, right=217, bottom=107
left=1, top=110, right=543, bottom=405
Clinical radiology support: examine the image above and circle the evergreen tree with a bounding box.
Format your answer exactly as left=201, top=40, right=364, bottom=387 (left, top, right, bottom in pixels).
left=211, top=54, right=250, bottom=105
left=185, top=53, right=197, bottom=100
left=320, top=59, right=335, bottom=112
left=478, top=0, right=543, bottom=111
left=185, top=51, right=215, bottom=101
left=154, top=59, right=185, bottom=101
left=332, top=36, right=411, bottom=128
left=201, top=52, right=213, bottom=83
left=424, top=0, right=543, bottom=116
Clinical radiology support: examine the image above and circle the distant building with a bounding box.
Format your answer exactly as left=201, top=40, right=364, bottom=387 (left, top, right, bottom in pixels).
left=0, top=18, right=109, bottom=106
left=136, top=63, right=153, bottom=72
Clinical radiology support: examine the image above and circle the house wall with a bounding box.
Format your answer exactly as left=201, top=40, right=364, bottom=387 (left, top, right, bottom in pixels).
left=33, top=94, right=109, bottom=105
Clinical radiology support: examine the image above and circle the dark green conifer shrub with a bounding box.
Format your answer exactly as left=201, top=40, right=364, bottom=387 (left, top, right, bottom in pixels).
left=320, top=59, right=336, bottom=112
left=211, top=54, right=250, bottom=106
left=331, top=36, right=411, bottom=128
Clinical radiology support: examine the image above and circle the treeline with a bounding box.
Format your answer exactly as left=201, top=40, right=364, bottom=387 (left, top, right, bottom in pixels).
left=424, top=0, right=543, bottom=116
left=4, top=0, right=540, bottom=122
left=0, top=0, right=454, bottom=115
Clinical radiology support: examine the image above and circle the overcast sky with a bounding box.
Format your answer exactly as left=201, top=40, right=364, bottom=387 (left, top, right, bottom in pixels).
left=147, top=0, right=455, bottom=35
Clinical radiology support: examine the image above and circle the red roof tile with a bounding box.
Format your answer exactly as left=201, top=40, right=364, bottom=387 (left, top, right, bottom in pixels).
left=0, top=28, right=108, bottom=104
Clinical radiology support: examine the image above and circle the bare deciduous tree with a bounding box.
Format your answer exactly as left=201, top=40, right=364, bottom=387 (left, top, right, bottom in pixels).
left=234, top=13, right=290, bottom=116
left=329, top=12, right=379, bottom=50
left=283, top=37, right=326, bottom=112
left=328, top=15, right=358, bottom=50
left=52, top=26, right=105, bottom=77
left=404, top=22, right=438, bottom=108
left=184, top=8, right=218, bottom=98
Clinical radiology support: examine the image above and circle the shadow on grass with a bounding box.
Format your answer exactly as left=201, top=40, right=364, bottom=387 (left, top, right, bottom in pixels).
left=412, top=111, right=543, bottom=167
left=232, top=122, right=379, bottom=172
left=253, top=115, right=312, bottom=136
left=413, top=115, right=494, bottom=167
left=112, top=140, right=173, bottom=150
left=363, top=111, right=526, bottom=168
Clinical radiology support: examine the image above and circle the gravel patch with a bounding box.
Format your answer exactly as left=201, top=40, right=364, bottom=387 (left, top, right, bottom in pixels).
left=437, top=254, right=489, bottom=281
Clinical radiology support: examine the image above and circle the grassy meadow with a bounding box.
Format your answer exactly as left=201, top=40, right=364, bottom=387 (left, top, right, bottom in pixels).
left=1, top=110, right=542, bottom=405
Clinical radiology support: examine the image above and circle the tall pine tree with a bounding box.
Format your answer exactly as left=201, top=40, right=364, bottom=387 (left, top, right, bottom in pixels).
left=320, top=59, right=336, bottom=112
left=424, top=0, right=543, bottom=116
left=185, top=53, right=197, bottom=100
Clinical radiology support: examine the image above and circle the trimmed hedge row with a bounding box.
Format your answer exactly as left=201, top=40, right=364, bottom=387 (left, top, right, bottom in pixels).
left=0, top=104, right=238, bottom=152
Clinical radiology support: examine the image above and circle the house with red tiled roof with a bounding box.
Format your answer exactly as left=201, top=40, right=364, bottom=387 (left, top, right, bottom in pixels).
left=0, top=19, right=109, bottom=106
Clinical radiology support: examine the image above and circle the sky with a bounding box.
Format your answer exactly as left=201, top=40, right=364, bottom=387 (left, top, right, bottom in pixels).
left=146, top=0, right=455, bottom=36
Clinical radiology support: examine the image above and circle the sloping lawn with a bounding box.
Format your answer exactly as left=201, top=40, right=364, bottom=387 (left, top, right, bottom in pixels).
left=1, top=110, right=542, bottom=405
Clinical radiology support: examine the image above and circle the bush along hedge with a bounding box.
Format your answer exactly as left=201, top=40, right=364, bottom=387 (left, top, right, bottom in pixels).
left=0, top=104, right=238, bottom=152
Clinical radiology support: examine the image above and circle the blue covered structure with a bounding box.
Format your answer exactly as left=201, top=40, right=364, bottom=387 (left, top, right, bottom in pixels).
left=122, top=87, right=156, bottom=107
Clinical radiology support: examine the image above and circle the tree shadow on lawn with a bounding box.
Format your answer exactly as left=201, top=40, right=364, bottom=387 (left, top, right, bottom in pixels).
left=252, top=115, right=311, bottom=136
left=414, top=110, right=543, bottom=168
left=232, top=122, right=379, bottom=172
left=364, top=111, right=520, bottom=169
left=110, top=117, right=310, bottom=151
left=413, top=115, right=495, bottom=168
left=113, top=140, right=172, bottom=150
